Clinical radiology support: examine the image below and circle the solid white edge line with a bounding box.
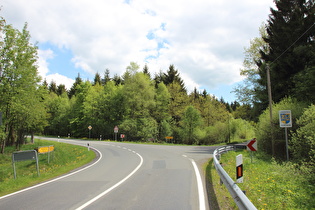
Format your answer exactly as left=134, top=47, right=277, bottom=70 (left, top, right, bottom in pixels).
left=0, top=147, right=102, bottom=200
left=190, top=158, right=206, bottom=210
left=75, top=151, right=144, bottom=210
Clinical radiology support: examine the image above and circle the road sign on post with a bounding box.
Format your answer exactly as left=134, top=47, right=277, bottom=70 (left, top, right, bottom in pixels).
left=114, top=126, right=118, bottom=141
left=279, top=110, right=292, bottom=127
left=88, top=125, right=92, bottom=139
left=247, top=138, right=257, bottom=152
left=279, top=110, right=292, bottom=161
left=12, top=150, right=40, bottom=179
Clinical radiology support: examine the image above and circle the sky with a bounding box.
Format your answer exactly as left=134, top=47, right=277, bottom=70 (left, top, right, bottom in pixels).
left=1, top=0, right=274, bottom=102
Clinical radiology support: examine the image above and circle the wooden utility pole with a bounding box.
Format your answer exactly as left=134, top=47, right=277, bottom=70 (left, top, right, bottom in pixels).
left=266, top=65, right=275, bottom=157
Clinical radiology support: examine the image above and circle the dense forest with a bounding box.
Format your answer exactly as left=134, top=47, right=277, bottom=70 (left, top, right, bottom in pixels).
left=41, top=63, right=253, bottom=144
left=0, top=0, right=314, bottom=182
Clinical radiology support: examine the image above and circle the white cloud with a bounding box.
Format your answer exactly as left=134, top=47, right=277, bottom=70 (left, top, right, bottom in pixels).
left=37, top=48, right=54, bottom=78
left=2, top=0, right=274, bottom=94
left=45, top=73, right=75, bottom=90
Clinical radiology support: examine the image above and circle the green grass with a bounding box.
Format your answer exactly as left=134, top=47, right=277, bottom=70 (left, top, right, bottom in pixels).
left=0, top=139, right=95, bottom=197
left=207, top=150, right=315, bottom=210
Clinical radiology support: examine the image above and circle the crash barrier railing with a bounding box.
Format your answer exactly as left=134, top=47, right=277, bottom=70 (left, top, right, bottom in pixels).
left=213, top=145, right=257, bottom=210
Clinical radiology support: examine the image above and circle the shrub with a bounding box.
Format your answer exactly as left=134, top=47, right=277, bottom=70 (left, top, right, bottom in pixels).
left=256, top=97, right=307, bottom=159
left=291, top=104, right=315, bottom=183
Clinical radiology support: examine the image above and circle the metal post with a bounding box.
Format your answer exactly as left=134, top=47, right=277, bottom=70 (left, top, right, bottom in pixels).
left=285, top=127, right=289, bottom=161
left=12, top=155, right=17, bottom=179
left=35, top=151, right=40, bottom=177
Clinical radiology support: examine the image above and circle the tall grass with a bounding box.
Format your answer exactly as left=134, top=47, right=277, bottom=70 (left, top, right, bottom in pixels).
left=207, top=150, right=315, bottom=209
left=0, top=139, right=95, bottom=196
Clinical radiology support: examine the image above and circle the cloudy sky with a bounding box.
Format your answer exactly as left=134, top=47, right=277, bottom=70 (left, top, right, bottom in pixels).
left=1, top=0, right=274, bottom=102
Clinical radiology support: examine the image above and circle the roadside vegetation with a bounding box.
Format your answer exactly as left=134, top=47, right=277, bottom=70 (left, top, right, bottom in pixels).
left=0, top=0, right=315, bottom=208
left=0, top=139, right=95, bottom=197
left=207, top=150, right=315, bottom=210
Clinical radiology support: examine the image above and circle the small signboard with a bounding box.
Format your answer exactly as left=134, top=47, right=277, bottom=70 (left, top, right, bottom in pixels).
left=12, top=150, right=40, bottom=179
left=37, top=145, right=54, bottom=154
left=37, top=145, right=54, bottom=163
left=114, top=126, right=119, bottom=133
left=279, top=110, right=292, bottom=127
left=247, top=138, right=257, bottom=152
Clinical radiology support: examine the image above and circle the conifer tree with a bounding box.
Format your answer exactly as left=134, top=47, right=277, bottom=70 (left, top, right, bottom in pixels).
left=258, top=0, right=315, bottom=103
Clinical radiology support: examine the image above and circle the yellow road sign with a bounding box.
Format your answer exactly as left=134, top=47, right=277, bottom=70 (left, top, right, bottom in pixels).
left=38, top=145, right=54, bottom=154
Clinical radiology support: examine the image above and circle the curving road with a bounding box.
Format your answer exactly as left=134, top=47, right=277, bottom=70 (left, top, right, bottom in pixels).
left=0, top=137, right=216, bottom=210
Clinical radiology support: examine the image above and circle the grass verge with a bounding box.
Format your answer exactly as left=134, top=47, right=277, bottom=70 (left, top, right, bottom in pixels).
left=0, top=139, right=95, bottom=197
left=206, top=150, right=315, bottom=209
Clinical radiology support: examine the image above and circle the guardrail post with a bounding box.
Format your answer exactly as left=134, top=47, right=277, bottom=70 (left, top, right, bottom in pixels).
left=213, top=146, right=257, bottom=210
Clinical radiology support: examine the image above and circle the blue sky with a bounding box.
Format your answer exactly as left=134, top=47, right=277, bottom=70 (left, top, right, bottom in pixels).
left=2, top=0, right=274, bottom=102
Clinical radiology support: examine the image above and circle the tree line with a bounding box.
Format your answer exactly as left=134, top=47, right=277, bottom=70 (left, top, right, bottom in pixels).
left=43, top=62, right=252, bottom=144
left=234, top=0, right=315, bottom=182
left=1, top=0, right=314, bottom=183
left=0, top=15, right=253, bottom=153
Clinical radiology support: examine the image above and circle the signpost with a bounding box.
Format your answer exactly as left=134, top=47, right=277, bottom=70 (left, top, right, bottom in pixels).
left=279, top=110, right=292, bottom=161
left=165, top=136, right=173, bottom=143
left=247, top=138, right=257, bottom=152
left=114, top=126, right=118, bottom=141
left=236, top=154, right=243, bottom=183
left=12, top=150, right=40, bottom=179
left=37, top=145, right=54, bottom=163
left=247, top=138, right=257, bottom=163
left=88, top=125, right=92, bottom=139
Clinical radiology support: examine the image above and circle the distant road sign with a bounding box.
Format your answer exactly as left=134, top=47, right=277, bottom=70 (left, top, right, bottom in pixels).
left=114, top=126, right=119, bottom=133
left=37, top=145, right=54, bottom=154
left=12, top=150, right=40, bottom=179
left=279, top=110, right=292, bottom=127
left=88, top=125, right=92, bottom=130
left=247, top=138, right=257, bottom=152
left=165, top=136, right=173, bottom=139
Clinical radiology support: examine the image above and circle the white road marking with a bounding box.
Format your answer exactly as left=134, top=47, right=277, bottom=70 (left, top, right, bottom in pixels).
left=75, top=150, right=144, bottom=210
left=190, top=158, right=206, bottom=210
left=0, top=146, right=102, bottom=200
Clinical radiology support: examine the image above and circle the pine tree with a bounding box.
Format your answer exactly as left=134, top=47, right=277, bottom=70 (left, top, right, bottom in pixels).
left=258, top=0, right=315, bottom=103
left=163, top=64, right=186, bottom=92
left=93, top=72, right=101, bottom=86
left=68, top=73, right=83, bottom=98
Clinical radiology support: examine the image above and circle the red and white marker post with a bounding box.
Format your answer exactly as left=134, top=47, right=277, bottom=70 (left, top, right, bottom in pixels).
left=247, top=138, right=257, bottom=163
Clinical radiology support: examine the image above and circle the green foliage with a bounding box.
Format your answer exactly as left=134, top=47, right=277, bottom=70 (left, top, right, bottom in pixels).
left=258, top=0, right=315, bottom=104
left=229, top=118, right=255, bottom=141
left=210, top=150, right=315, bottom=209
left=256, top=97, right=307, bottom=158
left=0, top=139, right=95, bottom=196
left=180, top=105, right=202, bottom=144
left=291, top=104, right=315, bottom=183
left=0, top=21, right=46, bottom=151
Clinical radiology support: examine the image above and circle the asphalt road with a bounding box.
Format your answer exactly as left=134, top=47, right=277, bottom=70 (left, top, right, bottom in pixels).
left=0, top=137, right=217, bottom=210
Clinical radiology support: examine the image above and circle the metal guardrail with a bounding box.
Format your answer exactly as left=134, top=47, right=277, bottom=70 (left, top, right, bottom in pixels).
left=213, top=146, right=257, bottom=210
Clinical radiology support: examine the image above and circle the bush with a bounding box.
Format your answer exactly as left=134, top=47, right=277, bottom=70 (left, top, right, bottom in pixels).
left=291, top=104, right=315, bottom=183
left=256, top=97, right=307, bottom=159
left=229, top=118, right=255, bottom=141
